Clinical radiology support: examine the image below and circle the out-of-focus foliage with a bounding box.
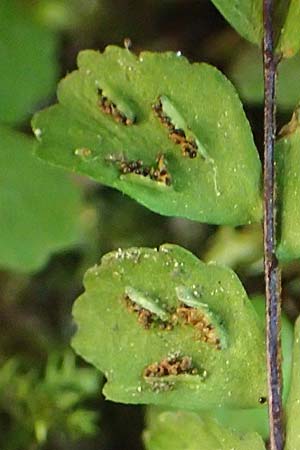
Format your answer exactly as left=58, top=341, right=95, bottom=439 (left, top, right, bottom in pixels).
left=204, top=225, right=262, bottom=273
left=229, top=45, right=300, bottom=111
left=0, top=0, right=85, bottom=274
left=143, top=408, right=265, bottom=450
left=0, top=0, right=59, bottom=125
left=0, top=125, right=83, bottom=273
left=96, top=189, right=208, bottom=252
left=276, top=0, right=300, bottom=58
left=211, top=0, right=300, bottom=58
left=0, top=352, right=101, bottom=450
left=211, top=0, right=262, bottom=45
left=28, top=0, right=103, bottom=32
left=285, top=317, right=300, bottom=450
left=22, top=0, right=108, bottom=51
left=276, top=106, right=300, bottom=261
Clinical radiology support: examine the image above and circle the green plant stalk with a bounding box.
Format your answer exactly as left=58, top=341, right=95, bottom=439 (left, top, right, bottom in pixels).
left=263, top=0, right=283, bottom=449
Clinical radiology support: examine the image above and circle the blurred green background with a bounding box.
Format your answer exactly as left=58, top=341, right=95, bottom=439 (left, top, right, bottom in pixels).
left=1, top=1, right=300, bottom=449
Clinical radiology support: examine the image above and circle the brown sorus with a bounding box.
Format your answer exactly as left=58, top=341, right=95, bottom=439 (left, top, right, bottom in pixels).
left=98, top=89, right=135, bottom=125
left=124, top=295, right=153, bottom=329
left=144, top=354, right=198, bottom=378
left=108, top=151, right=172, bottom=187
left=152, top=97, right=198, bottom=158
left=182, top=143, right=198, bottom=158
left=176, top=305, right=222, bottom=349
left=153, top=154, right=172, bottom=186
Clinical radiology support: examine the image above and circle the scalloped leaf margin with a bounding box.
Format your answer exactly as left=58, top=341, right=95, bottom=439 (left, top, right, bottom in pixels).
left=72, top=244, right=267, bottom=410
left=32, top=45, right=262, bottom=226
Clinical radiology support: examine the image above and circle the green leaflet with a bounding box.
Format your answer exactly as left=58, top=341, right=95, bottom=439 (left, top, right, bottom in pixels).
left=0, top=0, right=58, bottom=125
left=143, top=409, right=265, bottom=450
left=211, top=0, right=300, bottom=58
left=210, top=0, right=262, bottom=45
left=32, top=45, right=262, bottom=226
left=0, top=125, right=82, bottom=272
left=276, top=0, right=300, bottom=58
left=72, top=244, right=267, bottom=410
left=229, top=46, right=300, bottom=112
left=285, top=317, right=300, bottom=450
left=276, top=107, right=300, bottom=261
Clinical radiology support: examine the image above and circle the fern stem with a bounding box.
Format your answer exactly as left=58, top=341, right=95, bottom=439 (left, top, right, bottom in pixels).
left=263, top=1, right=283, bottom=449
